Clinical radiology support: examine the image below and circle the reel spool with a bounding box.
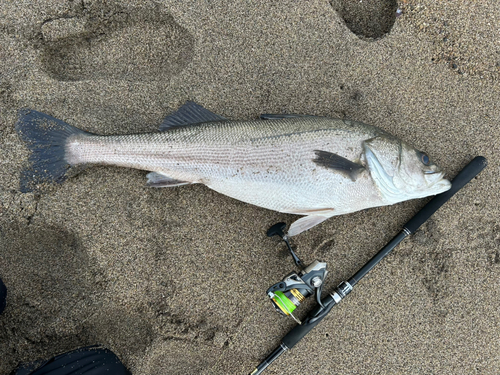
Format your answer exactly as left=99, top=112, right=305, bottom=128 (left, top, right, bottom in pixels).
left=267, top=261, right=327, bottom=323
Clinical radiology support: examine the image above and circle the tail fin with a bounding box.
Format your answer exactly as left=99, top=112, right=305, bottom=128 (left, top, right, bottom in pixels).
left=15, top=109, right=93, bottom=193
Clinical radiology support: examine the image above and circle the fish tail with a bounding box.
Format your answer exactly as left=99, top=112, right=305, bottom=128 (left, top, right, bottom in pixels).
left=15, top=109, right=93, bottom=192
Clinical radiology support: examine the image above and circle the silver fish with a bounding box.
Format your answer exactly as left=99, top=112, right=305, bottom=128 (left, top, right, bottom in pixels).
left=16, top=102, right=451, bottom=236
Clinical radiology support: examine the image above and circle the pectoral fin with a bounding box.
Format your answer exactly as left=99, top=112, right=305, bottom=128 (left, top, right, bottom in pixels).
left=146, top=172, right=192, bottom=188
left=313, top=150, right=365, bottom=182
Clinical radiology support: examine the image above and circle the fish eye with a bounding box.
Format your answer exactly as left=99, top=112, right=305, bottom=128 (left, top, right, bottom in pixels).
left=418, top=151, right=431, bottom=165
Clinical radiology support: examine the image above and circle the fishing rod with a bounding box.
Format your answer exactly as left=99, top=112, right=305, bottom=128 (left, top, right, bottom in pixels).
left=250, top=156, right=487, bottom=375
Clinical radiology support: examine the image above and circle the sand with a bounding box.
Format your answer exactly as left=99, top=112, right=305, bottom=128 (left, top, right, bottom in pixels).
left=0, top=0, right=499, bottom=374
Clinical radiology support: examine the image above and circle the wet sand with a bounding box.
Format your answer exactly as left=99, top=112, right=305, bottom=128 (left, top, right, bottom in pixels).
left=0, top=0, right=499, bottom=374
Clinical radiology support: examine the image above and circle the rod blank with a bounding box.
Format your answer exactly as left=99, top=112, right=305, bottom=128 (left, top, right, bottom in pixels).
left=250, top=156, right=487, bottom=375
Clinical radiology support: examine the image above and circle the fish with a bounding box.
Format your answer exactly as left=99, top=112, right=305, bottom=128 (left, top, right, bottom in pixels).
left=15, top=101, right=451, bottom=236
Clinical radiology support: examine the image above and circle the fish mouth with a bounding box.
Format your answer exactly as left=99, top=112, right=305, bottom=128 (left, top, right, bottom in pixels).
left=424, top=170, right=451, bottom=193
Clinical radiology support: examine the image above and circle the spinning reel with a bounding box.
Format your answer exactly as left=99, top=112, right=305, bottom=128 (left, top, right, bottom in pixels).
left=251, top=157, right=486, bottom=375
left=266, top=223, right=328, bottom=324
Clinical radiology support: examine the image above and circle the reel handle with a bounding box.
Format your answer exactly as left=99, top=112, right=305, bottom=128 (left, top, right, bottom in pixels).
left=266, top=222, right=287, bottom=238
left=267, top=222, right=304, bottom=269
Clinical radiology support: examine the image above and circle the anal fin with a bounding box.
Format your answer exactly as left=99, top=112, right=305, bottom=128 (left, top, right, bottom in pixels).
left=287, top=209, right=336, bottom=237
left=146, top=172, right=192, bottom=188
left=287, top=215, right=332, bottom=237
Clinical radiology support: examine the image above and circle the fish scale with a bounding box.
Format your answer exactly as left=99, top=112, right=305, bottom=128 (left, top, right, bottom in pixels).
left=16, top=103, right=451, bottom=236
left=67, top=118, right=379, bottom=213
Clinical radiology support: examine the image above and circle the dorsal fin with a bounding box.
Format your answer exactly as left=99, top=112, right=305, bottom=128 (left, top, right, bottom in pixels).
left=160, top=101, right=227, bottom=131
left=260, top=114, right=316, bottom=120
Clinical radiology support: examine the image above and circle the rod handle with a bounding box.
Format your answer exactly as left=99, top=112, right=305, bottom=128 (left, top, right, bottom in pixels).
left=281, top=295, right=335, bottom=349
left=404, top=156, right=487, bottom=234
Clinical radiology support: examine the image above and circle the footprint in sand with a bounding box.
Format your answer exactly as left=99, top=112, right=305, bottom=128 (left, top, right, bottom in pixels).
left=330, top=0, right=397, bottom=39
left=39, top=5, right=194, bottom=82
left=0, top=76, right=14, bottom=108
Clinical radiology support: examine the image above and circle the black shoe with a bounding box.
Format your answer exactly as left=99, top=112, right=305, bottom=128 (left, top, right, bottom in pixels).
left=0, top=277, right=6, bottom=315
left=12, top=345, right=131, bottom=375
